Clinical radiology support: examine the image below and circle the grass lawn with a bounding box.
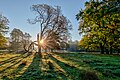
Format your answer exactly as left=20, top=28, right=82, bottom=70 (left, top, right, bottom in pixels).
left=0, top=52, right=120, bottom=80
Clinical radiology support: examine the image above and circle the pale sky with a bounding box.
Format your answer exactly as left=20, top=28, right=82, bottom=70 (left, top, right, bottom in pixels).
left=0, top=0, right=87, bottom=41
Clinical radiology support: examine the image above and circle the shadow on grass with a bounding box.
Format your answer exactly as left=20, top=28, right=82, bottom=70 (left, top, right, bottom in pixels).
left=1, top=53, right=31, bottom=65
left=83, top=57, right=120, bottom=78
left=11, top=63, right=26, bottom=75
left=0, top=54, right=23, bottom=66
left=48, top=58, right=69, bottom=80
left=15, top=52, right=42, bottom=80
left=40, top=53, right=68, bottom=80
left=49, top=53, right=100, bottom=80
left=0, top=52, right=31, bottom=67
left=0, top=59, right=22, bottom=73
left=48, top=53, right=82, bottom=79
left=1, top=52, right=33, bottom=80
left=56, top=53, right=120, bottom=79
left=1, top=52, right=100, bottom=80
left=1, top=59, right=24, bottom=80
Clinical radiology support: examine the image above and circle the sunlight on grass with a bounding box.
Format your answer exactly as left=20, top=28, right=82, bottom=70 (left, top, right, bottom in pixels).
left=0, top=52, right=35, bottom=79
left=56, top=53, right=120, bottom=80
left=49, top=59, right=66, bottom=74
left=51, top=53, right=84, bottom=70
left=16, top=53, right=35, bottom=77
left=1, top=52, right=120, bottom=80
left=0, top=53, right=20, bottom=62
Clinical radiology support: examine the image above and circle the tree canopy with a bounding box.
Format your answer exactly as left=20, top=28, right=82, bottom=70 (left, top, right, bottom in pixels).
left=10, top=28, right=31, bottom=52
left=28, top=4, right=72, bottom=54
left=77, top=0, right=120, bottom=54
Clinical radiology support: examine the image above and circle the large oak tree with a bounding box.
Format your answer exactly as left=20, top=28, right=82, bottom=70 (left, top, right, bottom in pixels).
left=28, top=4, right=72, bottom=56
left=77, top=0, right=120, bottom=54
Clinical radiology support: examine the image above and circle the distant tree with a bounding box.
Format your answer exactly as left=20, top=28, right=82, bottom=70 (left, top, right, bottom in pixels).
left=28, top=4, right=72, bottom=56
left=0, top=14, right=9, bottom=34
left=10, top=28, right=24, bottom=52
left=0, top=14, right=9, bottom=48
left=68, top=40, right=79, bottom=52
left=22, top=32, right=32, bottom=52
left=10, top=28, right=31, bottom=52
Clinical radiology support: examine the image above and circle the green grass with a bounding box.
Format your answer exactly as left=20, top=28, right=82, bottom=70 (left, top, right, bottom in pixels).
left=0, top=52, right=120, bottom=80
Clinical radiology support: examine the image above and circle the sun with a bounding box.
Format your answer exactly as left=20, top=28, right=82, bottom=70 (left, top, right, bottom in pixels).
left=40, top=39, right=44, bottom=44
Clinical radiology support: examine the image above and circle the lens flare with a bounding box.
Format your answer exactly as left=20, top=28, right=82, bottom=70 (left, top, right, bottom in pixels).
left=40, top=39, right=44, bottom=44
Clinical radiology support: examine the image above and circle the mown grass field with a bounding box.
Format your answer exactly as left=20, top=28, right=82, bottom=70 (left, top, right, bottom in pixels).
left=0, top=52, right=120, bottom=80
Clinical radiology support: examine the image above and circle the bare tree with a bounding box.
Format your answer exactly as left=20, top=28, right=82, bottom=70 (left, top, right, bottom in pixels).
left=28, top=4, right=72, bottom=56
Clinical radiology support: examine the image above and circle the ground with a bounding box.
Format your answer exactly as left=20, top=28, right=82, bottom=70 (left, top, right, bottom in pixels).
left=0, top=52, right=120, bottom=80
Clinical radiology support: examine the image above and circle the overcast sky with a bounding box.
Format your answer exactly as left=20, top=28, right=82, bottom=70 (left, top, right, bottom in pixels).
left=0, top=0, right=87, bottom=41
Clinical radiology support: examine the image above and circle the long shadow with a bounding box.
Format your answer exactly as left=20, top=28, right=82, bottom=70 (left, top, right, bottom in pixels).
left=0, top=51, right=28, bottom=63
left=61, top=53, right=120, bottom=79
left=0, top=54, right=23, bottom=66
left=7, top=53, right=33, bottom=78
left=50, top=55, right=99, bottom=80
left=82, top=56, right=120, bottom=78
left=0, top=53, right=33, bottom=80
left=48, top=58, right=69, bottom=80
left=15, top=52, right=42, bottom=80
left=0, top=52, right=32, bottom=67
left=0, top=53, right=32, bottom=73
left=0, top=59, right=22, bottom=73
left=0, top=52, right=100, bottom=80
left=39, top=53, right=68, bottom=80
left=2, top=62, right=27, bottom=80
left=48, top=53, right=83, bottom=80
left=11, top=63, right=26, bottom=75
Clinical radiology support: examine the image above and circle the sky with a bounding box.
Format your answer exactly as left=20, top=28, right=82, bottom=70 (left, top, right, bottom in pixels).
left=0, top=0, right=86, bottom=41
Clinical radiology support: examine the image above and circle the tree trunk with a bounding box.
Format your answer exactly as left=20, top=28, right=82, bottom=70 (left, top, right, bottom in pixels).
left=118, top=49, right=120, bottom=54
left=37, top=33, right=42, bottom=58
left=38, top=45, right=42, bottom=57
left=110, top=42, right=113, bottom=54
left=85, top=48, right=88, bottom=52
left=110, top=46, right=113, bottom=54
left=105, top=48, right=109, bottom=54
left=51, top=49, right=53, bottom=53
left=100, top=43, right=104, bottom=54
